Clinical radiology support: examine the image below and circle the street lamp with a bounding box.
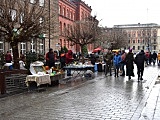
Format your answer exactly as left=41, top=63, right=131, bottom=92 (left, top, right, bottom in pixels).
left=48, top=0, right=51, bottom=48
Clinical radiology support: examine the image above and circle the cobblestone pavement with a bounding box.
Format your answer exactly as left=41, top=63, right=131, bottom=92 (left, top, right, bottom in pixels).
left=0, top=65, right=160, bottom=120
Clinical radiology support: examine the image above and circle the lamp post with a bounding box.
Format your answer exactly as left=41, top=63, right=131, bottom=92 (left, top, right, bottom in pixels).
left=48, top=0, right=51, bottom=48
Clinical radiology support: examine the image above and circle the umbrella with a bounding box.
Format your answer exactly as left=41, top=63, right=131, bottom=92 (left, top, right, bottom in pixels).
left=92, top=47, right=101, bottom=53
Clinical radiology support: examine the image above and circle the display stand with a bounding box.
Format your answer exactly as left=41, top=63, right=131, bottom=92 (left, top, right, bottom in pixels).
left=25, top=61, right=51, bottom=87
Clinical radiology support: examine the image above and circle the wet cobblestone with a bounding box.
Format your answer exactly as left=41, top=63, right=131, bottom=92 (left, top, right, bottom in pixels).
left=0, top=65, right=160, bottom=120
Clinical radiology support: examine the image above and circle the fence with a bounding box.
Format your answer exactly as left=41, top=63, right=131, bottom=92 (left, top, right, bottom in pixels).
left=0, top=70, right=28, bottom=95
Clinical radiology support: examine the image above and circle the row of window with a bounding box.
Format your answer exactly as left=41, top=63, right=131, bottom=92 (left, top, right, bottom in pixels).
left=0, top=41, right=44, bottom=55
left=128, top=31, right=157, bottom=37
left=59, top=5, right=90, bottom=21
left=59, top=5, right=75, bottom=21
left=128, top=39, right=157, bottom=44
left=130, top=45, right=156, bottom=50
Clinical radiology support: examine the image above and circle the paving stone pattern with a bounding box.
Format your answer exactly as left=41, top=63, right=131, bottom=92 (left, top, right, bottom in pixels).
left=0, top=65, right=160, bottom=120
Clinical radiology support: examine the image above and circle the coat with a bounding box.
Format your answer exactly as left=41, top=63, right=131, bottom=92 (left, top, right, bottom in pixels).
left=135, top=51, right=146, bottom=69
left=104, top=53, right=113, bottom=64
left=125, top=52, right=134, bottom=76
left=113, top=54, right=121, bottom=68
left=65, top=50, right=73, bottom=64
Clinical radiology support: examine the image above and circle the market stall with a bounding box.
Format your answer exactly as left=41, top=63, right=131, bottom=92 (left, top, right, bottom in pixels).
left=63, top=63, right=94, bottom=79
left=25, top=61, right=51, bottom=87
left=25, top=61, right=65, bottom=87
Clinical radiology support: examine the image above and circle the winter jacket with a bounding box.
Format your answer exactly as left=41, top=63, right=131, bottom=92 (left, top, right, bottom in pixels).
left=65, top=50, right=73, bottom=64
left=135, top=51, right=147, bottom=68
left=104, top=53, right=113, bottom=64
left=113, top=54, right=121, bottom=67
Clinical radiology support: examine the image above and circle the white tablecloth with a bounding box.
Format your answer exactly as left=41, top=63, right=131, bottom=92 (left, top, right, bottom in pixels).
left=26, top=74, right=51, bottom=86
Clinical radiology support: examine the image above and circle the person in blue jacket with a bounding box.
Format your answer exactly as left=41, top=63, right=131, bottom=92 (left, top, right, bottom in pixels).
left=113, top=51, right=122, bottom=77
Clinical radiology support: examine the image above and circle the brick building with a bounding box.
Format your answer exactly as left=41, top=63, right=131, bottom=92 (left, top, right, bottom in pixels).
left=59, top=0, right=94, bottom=53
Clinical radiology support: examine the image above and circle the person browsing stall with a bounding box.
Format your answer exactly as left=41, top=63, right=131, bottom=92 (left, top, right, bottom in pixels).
left=65, top=50, right=74, bottom=76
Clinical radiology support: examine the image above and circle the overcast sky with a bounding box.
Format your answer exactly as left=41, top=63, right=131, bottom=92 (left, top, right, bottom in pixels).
left=84, top=0, right=160, bottom=27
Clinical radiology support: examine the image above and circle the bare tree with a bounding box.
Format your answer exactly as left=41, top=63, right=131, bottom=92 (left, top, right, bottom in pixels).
left=65, top=17, right=101, bottom=63
left=0, top=0, right=56, bottom=69
left=100, top=27, right=128, bottom=50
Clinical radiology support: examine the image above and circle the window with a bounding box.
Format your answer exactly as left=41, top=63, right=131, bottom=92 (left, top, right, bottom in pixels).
left=142, top=39, right=144, bottom=44
left=133, top=46, right=135, bottom=50
left=63, top=8, right=65, bottom=16
left=138, top=32, right=141, bottom=37
left=153, top=46, right=156, bottom=50
left=138, top=39, right=140, bottom=43
left=142, top=46, right=145, bottom=50
left=63, top=23, right=66, bottom=36
left=67, top=9, right=69, bottom=18
left=59, top=22, right=62, bottom=35
left=128, top=33, right=131, bottom=37
left=133, top=40, right=135, bottom=43
left=0, top=41, right=4, bottom=53
left=39, top=0, right=44, bottom=6
left=20, top=42, right=26, bottom=54
left=31, top=39, right=35, bottom=52
left=128, top=40, right=130, bottom=43
left=138, top=46, right=140, bottom=50
left=70, top=11, right=72, bottom=19
left=39, top=43, right=44, bottom=54
left=59, top=6, right=61, bottom=14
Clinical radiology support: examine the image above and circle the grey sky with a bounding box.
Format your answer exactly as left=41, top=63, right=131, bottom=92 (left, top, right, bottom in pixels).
left=84, top=0, right=160, bottom=27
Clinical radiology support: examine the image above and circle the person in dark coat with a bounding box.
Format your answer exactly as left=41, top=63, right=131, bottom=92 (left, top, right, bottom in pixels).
left=125, top=49, right=135, bottom=80
left=135, top=50, right=147, bottom=81
left=90, top=53, right=96, bottom=65
left=46, top=48, right=55, bottom=68
left=152, top=51, right=157, bottom=65
left=104, top=50, right=113, bottom=76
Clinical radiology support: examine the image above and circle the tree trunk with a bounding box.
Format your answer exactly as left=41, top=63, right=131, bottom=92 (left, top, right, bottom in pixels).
left=80, top=45, right=85, bottom=64
left=11, top=42, right=20, bottom=69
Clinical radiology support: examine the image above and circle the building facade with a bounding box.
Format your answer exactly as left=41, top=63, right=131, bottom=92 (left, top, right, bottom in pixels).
left=114, top=23, right=160, bottom=53
left=59, top=0, right=94, bottom=53
left=0, top=0, right=59, bottom=55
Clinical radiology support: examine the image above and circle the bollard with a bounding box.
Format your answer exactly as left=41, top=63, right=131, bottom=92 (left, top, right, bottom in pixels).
left=0, top=72, right=6, bottom=94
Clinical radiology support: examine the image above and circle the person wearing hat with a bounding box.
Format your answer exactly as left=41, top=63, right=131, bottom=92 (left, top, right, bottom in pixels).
left=135, top=50, right=147, bottom=81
